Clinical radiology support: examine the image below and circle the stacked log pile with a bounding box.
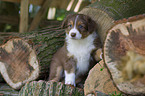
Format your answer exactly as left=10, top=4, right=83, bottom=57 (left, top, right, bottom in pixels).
left=84, top=60, right=120, bottom=95
left=104, top=15, right=145, bottom=95
left=79, top=0, right=145, bottom=95
left=19, top=80, right=84, bottom=96
left=0, top=0, right=145, bottom=95
left=0, top=83, right=19, bottom=96
left=0, top=26, right=65, bottom=89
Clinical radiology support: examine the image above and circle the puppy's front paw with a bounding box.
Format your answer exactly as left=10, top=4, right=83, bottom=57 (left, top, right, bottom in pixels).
left=65, top=80, right=76, bottom=86
left=65, top=71, right=76, bottom=86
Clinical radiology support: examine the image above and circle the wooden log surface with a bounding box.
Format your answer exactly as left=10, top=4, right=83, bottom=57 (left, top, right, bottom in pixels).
left=0, top=25, right=65, bottom=89
left=79, top=0, right=145, bottom=43
left=19, top=80, right=109, bottom=96
left=79, top=0, right=145, bottom=95
left=104, top=15, right=145, bottom=95
left=0, top=0, right=145, bottom=94
left=0, top=32, right=20, bottom=82
left=19, top=80, right=84, bottom=96
left=0, top=83, right=19, bottom=96
left=84, top=60, right=120, bottom=95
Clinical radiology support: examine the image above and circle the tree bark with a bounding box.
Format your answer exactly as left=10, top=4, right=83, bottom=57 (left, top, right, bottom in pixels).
left=1, top=0, right=145, bottom=93
left=79, top=0, right=145, bottom=43
left=0, top=83, right=19, bottom=96
left=79, top=0, right=145, bottom=95
left=0, top=26, right=65, bottom=89
left=19, top=80, right=84, bottom=96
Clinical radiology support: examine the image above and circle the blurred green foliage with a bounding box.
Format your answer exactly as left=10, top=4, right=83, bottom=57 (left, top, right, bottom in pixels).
left=0, top=2, right=75, bottom=32
left=0, top=0, right=91, bottom=32
left=55, top=9, right=75, bottom=21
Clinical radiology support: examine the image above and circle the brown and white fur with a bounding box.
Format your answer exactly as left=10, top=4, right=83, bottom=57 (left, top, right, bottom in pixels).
left=49, top=14, right=102, bottom=86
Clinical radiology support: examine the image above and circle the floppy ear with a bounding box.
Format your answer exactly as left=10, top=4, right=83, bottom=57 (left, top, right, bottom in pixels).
left=61, top=14, right=73, bottom=29
left=85, top=16, right=97, bottom=33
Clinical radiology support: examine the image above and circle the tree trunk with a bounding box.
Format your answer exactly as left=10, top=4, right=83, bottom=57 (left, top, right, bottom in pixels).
left=1, top=0, right=145, bottom=93
left=0, top=83, right=19, bottom=96
left=0, top=32, right=20, bottom=82
left=19, top=80, right=84, bottom=96
left=84, top=60, right=120, bottom=95
left=18, top=80, right=108, bottom=96
left=79, top=0, right=145, bottom=43
left=0, top=26, right=65, bottom=89
left=104, top=15, right=145, bottom=95
left=79, top=0, right=145, bottom=95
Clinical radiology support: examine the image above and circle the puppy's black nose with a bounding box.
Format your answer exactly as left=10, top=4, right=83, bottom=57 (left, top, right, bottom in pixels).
left=71, top=33, right=76, bottom=37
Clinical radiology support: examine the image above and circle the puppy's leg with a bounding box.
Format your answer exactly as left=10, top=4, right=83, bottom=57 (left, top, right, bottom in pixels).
left=64, top=58, right=76, bottom=86
left=49, top=61, right=63, bottom=82
left=64, top=70, right=76, bottom=86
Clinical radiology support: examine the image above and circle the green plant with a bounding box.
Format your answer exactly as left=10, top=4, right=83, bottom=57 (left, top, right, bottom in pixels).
left=109, top=91, right=123, bottom=96
left=98, top=62, right=104, bottom=71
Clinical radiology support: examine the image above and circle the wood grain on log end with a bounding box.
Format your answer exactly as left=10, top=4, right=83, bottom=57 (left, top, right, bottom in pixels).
left=104, top=15, right=145, bottom=95
left=84, top=60, right=120, bottom=95
left=0, top=38, right=39, bottom=89
left=119, top=51, right=145, bottom=81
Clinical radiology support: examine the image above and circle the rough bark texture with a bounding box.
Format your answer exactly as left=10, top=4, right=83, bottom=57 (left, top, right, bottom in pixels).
left=79, top=0, right=145, bottom=43
left=19, top=80, right=108, bottom=96
left=104, top=15, right=145, bottom=95
left=0, top=0, right=145, bottom=94
left=19, top=80, right=84, bottom=96
left=79, top=0, right=145, bottom=95
left=0, top=83, right=19, bottom=96
left=0, top=25, right=65, bottom=89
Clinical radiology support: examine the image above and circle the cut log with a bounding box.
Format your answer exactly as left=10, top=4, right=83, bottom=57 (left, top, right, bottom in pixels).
left=0, top=83, right=19, bottom=96
left=84, top=60, right=120, bottom=95
left=79, top=0, right=145, bottom=43
left=0, top=32, right=20, bottom=82
left=0, top=26, right=65, bottom=89
left=104, top=15, right=145, bottom=95
left=19, top=80, right=84, bottom=96
left=0, top=38, right=39, bottom=89
left=79, top=0, right=145, bottom=95
left=1, top=0, right=145, bottom=92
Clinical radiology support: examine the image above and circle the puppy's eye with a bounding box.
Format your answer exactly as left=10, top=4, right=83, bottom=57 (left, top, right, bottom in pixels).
left=78, top=25, right=83, bottom=29
left=68, top=24, right=72, bottom=28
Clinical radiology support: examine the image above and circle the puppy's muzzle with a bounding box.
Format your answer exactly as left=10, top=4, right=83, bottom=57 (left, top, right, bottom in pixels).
left=71, top=33, right=76, bottom=37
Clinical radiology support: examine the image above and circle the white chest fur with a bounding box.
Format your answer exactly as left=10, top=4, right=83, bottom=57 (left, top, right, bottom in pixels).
left=66, top=32, right=97, bottom=76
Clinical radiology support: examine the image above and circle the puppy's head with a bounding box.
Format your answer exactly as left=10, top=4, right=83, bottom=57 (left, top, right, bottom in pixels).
left=61, top=14, right=97, bottom=40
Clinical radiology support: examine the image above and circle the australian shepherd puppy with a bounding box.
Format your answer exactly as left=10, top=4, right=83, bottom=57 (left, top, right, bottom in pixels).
left=49, top=14, right=102, bottom=86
